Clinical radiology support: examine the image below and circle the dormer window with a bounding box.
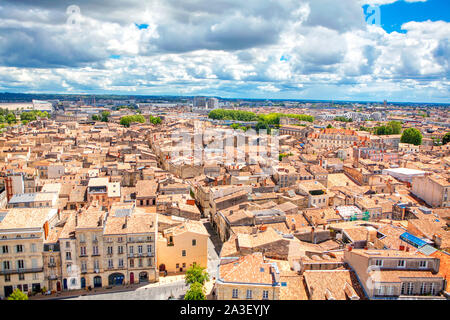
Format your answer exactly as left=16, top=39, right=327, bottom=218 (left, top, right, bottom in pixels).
left=398, top=260, right=406, bottom=268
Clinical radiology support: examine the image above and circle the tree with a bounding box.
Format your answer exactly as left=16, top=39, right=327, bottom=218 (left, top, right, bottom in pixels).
left=401, top=128, right=422, bottom=146
left=326, top=124, right=333, bottom=129
left=120, top=115, right=146, bottom=127
left=443, top=132, right=450, bottom=145
left=184, top=282, right=206, bottom=300
left=7, top=288, right=28, bottom=300
left=101, top=111, right=110, bottom=122
left=6, top=113, right=16, bottom=124
left=387, top=121, right=402, bottom=134
left=185, top=264, right=209, bottom=286
left=92, top=115, right=100, bottom=121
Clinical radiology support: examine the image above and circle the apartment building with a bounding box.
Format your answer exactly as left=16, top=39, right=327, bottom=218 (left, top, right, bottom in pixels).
left=104, top=213, right=158, bottom=285
left=412, top=175, right=450, bottom=208
left=157, top=220, right=208, bottom=274
left=309, top=128, right=368, bottom=149
left=344, top=249, right=445, bottom=299
left=0, top=208, right=58, bottom=298
left=8, top=192, right=58, bottom=209
left=298, top=181, right=329, bottom=208
left=74, top=209, right=106, bottom=290
left=273, top=165, right=300, bottom=188
left=87, top=177, right=121, bottom=210
left=215, top=253, right=281, bottom=300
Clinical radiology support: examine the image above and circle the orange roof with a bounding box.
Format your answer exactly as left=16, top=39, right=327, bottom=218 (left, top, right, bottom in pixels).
left=431, top=251, right=450, bottom=292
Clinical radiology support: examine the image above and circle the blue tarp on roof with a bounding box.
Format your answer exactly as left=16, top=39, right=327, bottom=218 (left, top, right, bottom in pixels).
left=400, top=232, right=428, bottom=248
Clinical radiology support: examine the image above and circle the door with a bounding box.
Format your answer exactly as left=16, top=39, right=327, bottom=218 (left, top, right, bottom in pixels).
left=63, top=279, right=67, bottom=290
left=4, top=286, right=13, bottom=298
left=139, top=272, right=148, bottom=283
left=56, top=281, right=61, bottom=291
left=94, top=276, right=102, bottom=288
left=81, top=277, right=86, bottom=289
left=130, top=272, right=134, bottom=284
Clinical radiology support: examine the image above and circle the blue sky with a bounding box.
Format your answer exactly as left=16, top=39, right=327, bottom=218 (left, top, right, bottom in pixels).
left=0, top=0, right=448, bottom=103
left=376, top=0, right=450, bottom=33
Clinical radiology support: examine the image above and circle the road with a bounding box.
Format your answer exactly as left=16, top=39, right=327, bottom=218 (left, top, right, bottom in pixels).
left=67, top=281, right=188, bottom=300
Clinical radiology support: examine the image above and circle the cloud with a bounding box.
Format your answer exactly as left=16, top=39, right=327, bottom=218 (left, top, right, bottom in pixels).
left=0, top=0, right=447, bottom=102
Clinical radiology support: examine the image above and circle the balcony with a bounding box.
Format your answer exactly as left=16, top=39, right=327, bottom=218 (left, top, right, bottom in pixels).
left=48, top=262, right=56, bottom=267
left=1, top=267, right=43, bottom=275
left=48, top=275, right=58, bottom=280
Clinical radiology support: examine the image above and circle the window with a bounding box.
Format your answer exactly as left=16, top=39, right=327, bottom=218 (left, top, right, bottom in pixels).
left=93, top=246, right=99, bottom=255
left=79, top=234, right=85, bottom=242
left=80, top=247, right=86, bottom=256
left=147, top=245, right=152, bottom=254
left=232, top=289, right=239, bottom=299
left=138, top=245, right=143, bottom=254
left=49, top=257, right=55, bottom=264
left=107, top=246, right=113, bottom=255
left=246, top=290, right=252, bottom=299
left=17, top=260, right=24, bottom=269
left=4, top=274, right=10, bottom=282
left=33, top=273, right=38, bottom=280
left=94, top=260, right=99, bottom=270
left=398, top=260, right=406, bottom=268
left=118, top=259, right=124, bottom=268
left=66, top=241, right=70, bottom=249
left=16, top=245, right=24, bottom=253
left=192, top=239, right=196, bottom=246
left=419, top=260, right=427, bottom=269
left=182, top=263, right=186, bottom=268
left=19, top=273, right=25, bottom=280
left=147, top=258, right=152, bottom=267
left=118, top=246, right=123, bottom=254
left=130, top=259, right=134, bottom=268
left=129, top=246, right=134, bottom=254
left=108, top=259, right=113, bottom=268
left=402, top=282, right=413, bottom=295
left=375, top=259, right=383, bottom=267
left=66, top=252, right=72, bottom=260
left=3, top=261, right=10, bottom=270
left=1, top=245, right=8, bottom=254
left=176, top=263, right=179, bottom=269
left=182, top=250, right=186, bottom=257
left=81, top=262, right=87, bottom=272
left=30, top=243, right=36, bottom=253
left=262, top=290, right=269, bottom=300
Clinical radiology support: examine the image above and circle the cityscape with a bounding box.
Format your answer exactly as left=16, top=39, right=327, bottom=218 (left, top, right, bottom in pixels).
left=0, top=0, right=449, bottom=308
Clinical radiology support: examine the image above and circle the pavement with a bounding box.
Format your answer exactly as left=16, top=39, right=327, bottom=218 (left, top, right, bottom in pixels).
left=69, top=281, right=188, bottom=300
left=202, top=219, right=221, bottom=299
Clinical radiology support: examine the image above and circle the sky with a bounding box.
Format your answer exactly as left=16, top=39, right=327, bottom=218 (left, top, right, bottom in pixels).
left=0, top=0, right=449, bottom=103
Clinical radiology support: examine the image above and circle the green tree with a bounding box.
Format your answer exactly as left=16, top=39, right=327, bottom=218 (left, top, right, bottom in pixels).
left=326, top=124, right=333, bottom=129
left=6, top=113, right=16, bottom=124
left=185, top=264, right=210, bottom=286
left=7, top=288, right=28, bottom=300
left=184, top=282, right=206, bottom=300
left=101, top=111, right=110, bottom=122
left=443, top=132, right=450, bottom=145
left=387, top=121, right=402, bottom=134
left=92, top=114, right=100, bottom=121
left=401, top=128, right=423, bottom=146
